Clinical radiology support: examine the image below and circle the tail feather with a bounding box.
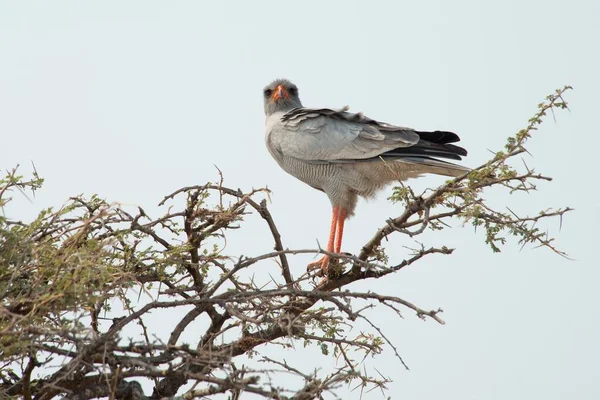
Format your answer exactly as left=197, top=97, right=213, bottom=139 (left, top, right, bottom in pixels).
left=395, top=156, right=471, bottom=177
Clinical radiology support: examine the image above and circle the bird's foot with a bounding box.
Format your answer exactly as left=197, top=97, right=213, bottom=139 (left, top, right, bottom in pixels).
left=307, top=256, right=344, bottom=279
left=307, top=256, right=330, bottom=276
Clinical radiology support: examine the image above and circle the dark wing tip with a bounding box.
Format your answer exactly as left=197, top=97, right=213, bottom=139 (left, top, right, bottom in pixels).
left=414, top=130, right=467, bottom=156
left=382, top=128, right=468, bottom=160
left=416, top=130, right=462, bottom=145
left=382, top=147, right=465, bottom=161
left=442, top=142, right=468, bottom=157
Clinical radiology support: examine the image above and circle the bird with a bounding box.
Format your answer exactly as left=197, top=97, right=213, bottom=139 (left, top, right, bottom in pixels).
left=263, top=78, right=469, bottom=274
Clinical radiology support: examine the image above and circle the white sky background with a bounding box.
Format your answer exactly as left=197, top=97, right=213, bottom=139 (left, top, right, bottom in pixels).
left=1, top=1, right=599, bottom=399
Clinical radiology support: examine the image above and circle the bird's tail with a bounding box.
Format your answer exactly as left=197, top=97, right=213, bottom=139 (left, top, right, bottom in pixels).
left=395, top=156, right=471, bottom=177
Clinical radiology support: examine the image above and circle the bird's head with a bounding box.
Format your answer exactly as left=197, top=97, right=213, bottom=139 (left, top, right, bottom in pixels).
left=263, top=79, right=303, bottom=116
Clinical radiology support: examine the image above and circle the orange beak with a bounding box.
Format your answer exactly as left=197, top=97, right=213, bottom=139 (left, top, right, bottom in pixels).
left=271, top=85, right=289, bottom=101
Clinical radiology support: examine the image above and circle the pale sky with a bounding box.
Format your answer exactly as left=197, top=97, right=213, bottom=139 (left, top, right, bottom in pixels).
left=2, top=1, right=599, bottom=399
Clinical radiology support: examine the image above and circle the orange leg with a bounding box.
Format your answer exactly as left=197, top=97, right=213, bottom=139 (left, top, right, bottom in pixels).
left=325, top=205, right=339, bottom=257
left=334, top=208, right=347, bottom=254
left=307, top=205, right=340, bottom=273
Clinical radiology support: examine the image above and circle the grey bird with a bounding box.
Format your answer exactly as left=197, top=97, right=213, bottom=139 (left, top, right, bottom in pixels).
left=263, top=79, right=469, bottom=273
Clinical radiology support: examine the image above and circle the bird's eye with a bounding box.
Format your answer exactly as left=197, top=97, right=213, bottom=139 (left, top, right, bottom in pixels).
left=289, top=87, right=298, bottom=95
left=264, top=89, right=273, bottom=97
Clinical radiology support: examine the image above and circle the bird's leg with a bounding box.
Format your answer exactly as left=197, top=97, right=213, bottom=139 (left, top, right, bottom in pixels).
left=334, top=208, right=347, bottom=254
left=307, top=205, right=339, bottom=273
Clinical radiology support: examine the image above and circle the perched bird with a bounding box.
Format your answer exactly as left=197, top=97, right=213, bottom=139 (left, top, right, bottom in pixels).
left=263, top=79, right=468, bottom=273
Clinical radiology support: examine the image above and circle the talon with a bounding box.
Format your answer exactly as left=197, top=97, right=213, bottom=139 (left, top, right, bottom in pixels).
left=307, top=256, right=330, bottom=275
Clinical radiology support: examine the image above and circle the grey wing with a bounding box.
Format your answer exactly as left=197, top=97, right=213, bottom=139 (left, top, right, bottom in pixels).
left=275, top=107, right=420, bottom=163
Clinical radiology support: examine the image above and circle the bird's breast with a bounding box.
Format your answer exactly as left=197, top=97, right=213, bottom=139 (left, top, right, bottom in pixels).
left=265, top=113, right=334, bottom=192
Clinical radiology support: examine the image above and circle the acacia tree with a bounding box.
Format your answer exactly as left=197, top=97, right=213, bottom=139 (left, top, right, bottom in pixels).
left=0, top=87, right=572, bottom=399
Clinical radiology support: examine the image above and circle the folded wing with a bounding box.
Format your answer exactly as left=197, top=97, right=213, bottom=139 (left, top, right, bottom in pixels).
left=275, top=107, right=467, bottom=165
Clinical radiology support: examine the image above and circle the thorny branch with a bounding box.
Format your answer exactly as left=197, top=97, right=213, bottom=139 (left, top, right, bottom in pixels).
left=0, top=86, right=573, bottom=399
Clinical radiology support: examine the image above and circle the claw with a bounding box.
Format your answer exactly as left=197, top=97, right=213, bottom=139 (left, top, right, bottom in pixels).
left=307, top=256, right=330, bottom=276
